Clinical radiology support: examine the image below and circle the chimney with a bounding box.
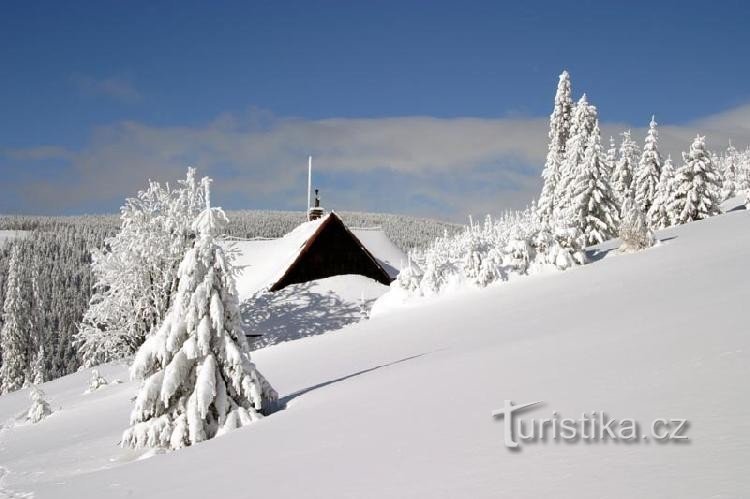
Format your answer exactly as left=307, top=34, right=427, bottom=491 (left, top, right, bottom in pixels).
left=307, top=188, right=324, bottom=220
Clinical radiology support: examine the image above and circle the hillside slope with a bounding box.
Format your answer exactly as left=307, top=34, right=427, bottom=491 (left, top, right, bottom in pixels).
left=0, top=210, right=748, bottom=498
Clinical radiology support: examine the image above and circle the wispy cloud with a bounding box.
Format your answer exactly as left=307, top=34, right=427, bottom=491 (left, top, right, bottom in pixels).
left=69, top=73, right=142, bottom=103
left=3, top=104, right=750, bottom=220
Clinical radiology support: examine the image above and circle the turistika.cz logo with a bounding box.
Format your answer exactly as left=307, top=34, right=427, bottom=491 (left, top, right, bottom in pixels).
left=492, top=400, right=689, bottom=449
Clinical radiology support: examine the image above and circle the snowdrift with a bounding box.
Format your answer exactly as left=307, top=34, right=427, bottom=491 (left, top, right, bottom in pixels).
left=1, top=210, right=748, bottom=498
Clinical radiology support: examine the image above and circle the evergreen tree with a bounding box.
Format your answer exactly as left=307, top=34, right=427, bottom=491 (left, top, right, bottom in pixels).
left=647, top=154, right=676, bottom=230
left=27, top=384, right=53, bottom=423
left=720, top=141, right=740, bottom=201
left=612, top=130, right=640, bottom=206
left=538, top=70, right=574, bottom=223
left=0, top=244, right=31, bottom=393
left=122, top=179, right=277, bottom=450
left=605, top=136, right=617, bottom=177
left=669, top=135, right=722, bottom=224
left=31, top=345, right=45, bottom=385
left=619, top=196, right=655, bottom=252
left=634, top=116, right=662, bottom=215
left=557, top=94, right=598, bottom=219
left=569, top=121, right=621, bottom=245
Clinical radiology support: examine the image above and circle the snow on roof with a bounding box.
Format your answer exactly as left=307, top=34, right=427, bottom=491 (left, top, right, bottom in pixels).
left=349, top=227, right=405, bottom=278
left=223, top=213, right=406, bottom=300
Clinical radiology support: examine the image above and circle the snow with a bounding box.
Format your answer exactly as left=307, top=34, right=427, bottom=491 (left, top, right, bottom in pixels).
left=243, top=275, right=389, bottom=348
left=1, top=211, right=749, bottom=497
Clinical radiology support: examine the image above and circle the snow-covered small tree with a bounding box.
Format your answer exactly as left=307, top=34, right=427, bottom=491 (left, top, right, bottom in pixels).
left=504, top=236, right=531, bottom=275
left=647, top=154, right=676, bottom=230
left=669, top=135, right=722, bottom=224
left=619, top=197, right=655, bottom=252
left=568, top=122, right=621, bottom=245
left=421, top=244, right=458, bottom=295
left=0, top=244, right=31, bottom=394
left=634, top=116, right=662, bottom=215
left=538, top=70, right=574, bottom=223
left=27, top=384, right=52, bottom=423
left=612, top=130, right=640, bottom=206
left=394, top=255, right=423, bottom=294
left=548, top=226, right=587, bottom=269
left=719, top=141, right=740, bottom=201
left=88, top=369, right=109, bottom=392
left=122, top=178, right=277, bottom=450
left=735, top=147, right=750, bottom=197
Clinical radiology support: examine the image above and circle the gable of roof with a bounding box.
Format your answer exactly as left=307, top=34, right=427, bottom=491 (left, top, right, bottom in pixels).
left=268, top=212, right=393, bottom=292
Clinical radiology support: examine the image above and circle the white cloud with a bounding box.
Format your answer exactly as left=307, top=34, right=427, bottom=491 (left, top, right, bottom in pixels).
left=4, top=103, right=750, bottom=220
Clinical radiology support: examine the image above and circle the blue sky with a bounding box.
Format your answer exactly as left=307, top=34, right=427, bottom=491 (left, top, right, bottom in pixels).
left=2, top=0, right=750, bottom=220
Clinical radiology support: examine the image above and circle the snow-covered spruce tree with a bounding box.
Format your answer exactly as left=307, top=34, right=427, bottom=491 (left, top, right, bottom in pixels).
left=568, top=121, right=621, bottom=245
left=735, top=147, right=750, bottom=198
left=634, top=116, right=662, bottom=216
left=605, top=136, right=617, bottom=178
left=420, top=241, right=458, bottom=295
left=619, top=196, right=655, bottom=252
left=647, top=154, right=676, bottom=230
left=27, top=384, right=53, bottom=423
left=719, top=141, right=740, bottom=201
left=122, top=179, right=277, bottom=450
left=557, top=94, right=597, bottom=220
left=31, top=345, right=45, bottom=386
left=538, top=70, right=574, bottom=223
left=0, top=244, right=32, bottom=394
left=28, top=273, right=46, bottom=385
left=75, top=168, right=204, bottom=367
left=394, top=255, right=423, bottom=295
left=612, top=130, right=640, bottom=206
left=669, top=135, right=722, bottom=225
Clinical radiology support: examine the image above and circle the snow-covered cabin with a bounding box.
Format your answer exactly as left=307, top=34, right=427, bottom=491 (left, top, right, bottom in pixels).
left=227, top=211, right=404, bottom=298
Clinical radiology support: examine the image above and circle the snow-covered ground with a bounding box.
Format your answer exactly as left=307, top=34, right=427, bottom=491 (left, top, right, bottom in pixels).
left=1, top=210, right=749, bottom=498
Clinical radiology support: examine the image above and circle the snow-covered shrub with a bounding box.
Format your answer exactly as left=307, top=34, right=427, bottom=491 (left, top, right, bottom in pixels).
left=504, top=234, right=531, bottom=275
left=546, top=226, right=587, bottom=270
left=27, top=384, right=52, bottom=423
left=121, top=179, right=277, bottom=451
left=88, top=369, right=109, bottom=392
left=619, top=198, right=655, bottom=252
